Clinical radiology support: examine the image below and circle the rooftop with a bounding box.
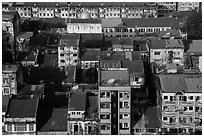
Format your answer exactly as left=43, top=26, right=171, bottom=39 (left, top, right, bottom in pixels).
left=158, top=74, right=202, bottom=93
left=22, top=51, right=38, bottom=62
left=122, top=18, right=181, bottom=28
left=69, top=19, right=101, bottom=24
left=6, top=98, right=39, bottom=118
left=150, top=39, right=184, bottom=49
left=122, top=60, right=144, bottom=75
left=2, top=95, right=10, bottom=113
left=100, top=70, right=129, bottom=86
left=101, top=18, right=123, bottom=28
left=39, top=108, right=67, bottom=131
left=64, top=66, right=75, bottom=84
left=2, top=11, right=18, bottom=21
left=68, top=92, right=87, bottom=111
left=16, top=32, right=33, bottom=39
left=19, top=84, right=45, bottom=96
left=187, top=40, right=202, bottom=54
left=2, top=64, right=19, bottom=73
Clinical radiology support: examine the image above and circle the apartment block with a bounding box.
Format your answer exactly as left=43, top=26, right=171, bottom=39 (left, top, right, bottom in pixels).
left=149, top=39, right=184, bottom=66
left=98, top=69, right=131, bottom=135
left=157, top=74, right=202, bottom=134
left=58, top=34, right=80, bottom=67
left=2, top=65, right=24, bottom=95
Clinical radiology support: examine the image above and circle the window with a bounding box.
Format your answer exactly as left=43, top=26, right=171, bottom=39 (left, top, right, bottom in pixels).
left=188, top=96, right=193, bottom=100
left=14, top=124, right=26, bottom=131
left=3, top=87, right=10, bottom=95
left=164, top=96, right=168, bottom=100
left=170, top=96, right=174, bottom=101
left=163, top=117, right=167, bottom=121
left=123, top=123, right=129, bottom=128
left=100, top=114, right=110, bottom=119
left=133, top=77, right=139, bottom=82
left=100, top=102, right=110, bottom=108
left=60, top=60, right=65, bottom=63
left=124, top=102, right=129, bottom=108
left=7, top=125, right=12, bottom=132
left=120, top=93, right=123, bottom=98
left=60, top=53, right=64, bottom=56
left=29, top=124, right=34, bottom=131
left=73, top=53, right=77, bottom=56
left=43, top=13, right=46, bottom=16
left=189, top=107, right=193, bottom=111
left=154, top=51, right=161, bottom=55
left=106, top=92, right=110, bottom=98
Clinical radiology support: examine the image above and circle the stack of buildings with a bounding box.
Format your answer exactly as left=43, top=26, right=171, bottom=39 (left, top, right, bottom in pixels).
left=2, top=2, right=202, bottom=135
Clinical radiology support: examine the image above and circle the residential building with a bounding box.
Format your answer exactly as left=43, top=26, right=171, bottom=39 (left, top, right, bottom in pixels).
left=149, top=39, right=184, bottom=66
left=37, top=108, right=67, bottom=135
left=58, top=34, right=80, bottom=67
left=98, top=69, right=131, bottom=135
left=102, top=18, right=182, bottom=38
left=4, top=97, right=39, bottom=135
left=67, top=92, right=98, bottom=135
left=2, top=95, right=10, bottom=132
left=157, top=2, right=177, bottom=17
left=187, top=40, right=202, bottom=56
left=67, top=11, right=102, bottom=34
left=3, top=2, right=158, bottom=19
left=177, top=2, right=200, bottom=12
left=122, top=60, right=145, bottom=88
left=157, top=74, right=202, bottom=134
left=16, top=32, right=33, bottom=52
left=21, top=50, right=39, bottom=67
left=2, top=65, right=24, bottom=95
left=2, top=11, right=21, bottom=63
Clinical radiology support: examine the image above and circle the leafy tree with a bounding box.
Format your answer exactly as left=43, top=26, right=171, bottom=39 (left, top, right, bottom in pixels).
left=186, top=11, right=202, bottom=40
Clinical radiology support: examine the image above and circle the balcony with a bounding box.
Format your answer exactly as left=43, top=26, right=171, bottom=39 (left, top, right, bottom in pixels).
left=180, top=111, right=194, bottom=117
left=100, top=129, right=111, bottom=134
left=196, top=101, right=202, bottom=106
left=180, top=101, right=194, bottom=106
left=119, top=108, right=130, bottom=113
left=162, top=122, right=176, bottom=128
left=163, top=101, right=175, bottom=105
left=100, top=108, right=111, bottom=113
left=195, top=112, right=202, bottom=118
left=100, top=119, right=111, bottom=123
left=162, top=111, right=176, bottom=116
left=100, top=97, right=111, bottom=102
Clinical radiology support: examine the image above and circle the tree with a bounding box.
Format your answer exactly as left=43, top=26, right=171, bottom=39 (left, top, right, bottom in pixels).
left=186, top=11, right=202, bottom=40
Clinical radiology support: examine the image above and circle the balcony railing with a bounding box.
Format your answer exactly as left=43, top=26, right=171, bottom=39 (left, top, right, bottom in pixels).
left=163, top=101, right=176, bottom=105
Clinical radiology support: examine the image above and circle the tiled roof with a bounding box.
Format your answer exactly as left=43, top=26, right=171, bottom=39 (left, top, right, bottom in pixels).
left=122, top=60, right=144, bottom=75
left=68, top=92, right=87, bottom=111
left=185, top=77, right=202, bottom=93
left=19, top=84, right=44, bottom=96
left=6, top=98, right=39, bottom=118
left=101, top=18, right=124, bottom=28
left=2, top=95, right=10, bottom=113
left=158, top=74, right=202, bottom=93
left=187, top=40, right=202, bottom=53
left=39, top=108, right=67, bottom=131
left=69, top=19, right=101, bottom=24
left=2, top=64, right=19, bottom=72
left=150, top=39, right=184, bottom=49
left=122, top=18, right=181, bottom=28
left=16, top=32, right=33, bottom=39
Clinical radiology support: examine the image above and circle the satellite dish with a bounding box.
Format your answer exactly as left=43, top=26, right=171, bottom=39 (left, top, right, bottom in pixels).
left=107, top=79, right=115, bottom=84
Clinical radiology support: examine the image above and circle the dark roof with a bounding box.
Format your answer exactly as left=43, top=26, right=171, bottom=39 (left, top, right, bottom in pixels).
left=150, top=39, right=184, bottom=49
left=102, top=18, right=124, bottom=28
left=187, top=40, right=202, bottom=53
left=61, top=34, right=80, bottom=40
left=2, top=11, right=19, bottom=20
left=39, top=108, right=67, bottom=131
left=64, top=66, right=75, bottom=83
left=101, top=70, right=129, bottom=81
left=22, top=51, right=38, bottom=62
left=69, top=19, right=101, bottom=24
left=46, top=33, right=60, bottom=46
left=144, top=107, right=161, bottom=128
left=68, top=92, right=87, bottom=111
left=39, top=18, right=66, bottom=27
left=86, top=93, right=98, bottom=120
left=158, top=28, right=181, bottom=38
left=6, top=98, right=39, bottom=118
left=122, top=60, right=144, bottom=75
left=19, top=84, right=44, bottom=96
left=81, top=33, right=103, bottom=41
left=106, top=37, right=133, bottom=46
left=158, top=74, right=202, bottom=93
left=2, top=95, right=10, bottom=112
left=2, top=64, right=19, bottom=72
left=29, top=34, right=48, bottom=47
left=122, top=18, right=180, bottom=28
left=132, top=51, right=142, bottom=60
left=16, top=32, right=33, bottom=39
